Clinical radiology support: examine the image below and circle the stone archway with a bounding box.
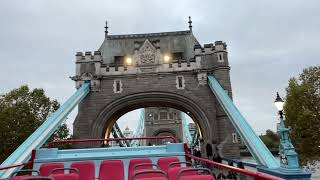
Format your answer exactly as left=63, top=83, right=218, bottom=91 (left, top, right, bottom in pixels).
left=91, top=91, right=214, bottom=144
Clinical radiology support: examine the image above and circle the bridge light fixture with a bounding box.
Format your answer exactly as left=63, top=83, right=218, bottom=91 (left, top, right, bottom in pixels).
left=274, top=93, right=302, bottom=170
left=274, top=92, right=284, bottom=112
left=164, top=55, right=170, bottom=63
left=126, top=57, right=132, bottom=65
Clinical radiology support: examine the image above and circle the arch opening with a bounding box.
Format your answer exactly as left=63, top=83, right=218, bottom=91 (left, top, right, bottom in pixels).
left=105, top=107, right=203, bottom=148
left=91, top=91, right=215, bottom=148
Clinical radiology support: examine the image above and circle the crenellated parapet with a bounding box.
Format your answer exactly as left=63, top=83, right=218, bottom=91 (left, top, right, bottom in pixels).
left=71, top=40, right=230, bottom=91
left=72, top=51, right=103, bottom=91
left=194, top=41, right=229, bottom=69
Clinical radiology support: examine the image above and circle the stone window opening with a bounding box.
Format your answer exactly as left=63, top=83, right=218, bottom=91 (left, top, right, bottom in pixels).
left=160, top=112, right=168, bottom=120
left=217, top=52, right=224, bottom=63
left=154, top=113, right=158, bottom=120
left=173, top=52, right=183, bottom=60
left=178, top=77, right=183, bottom=87
left=176, top=76, right=185, bottom=89
left=232, top=133, right=238, bottom=143
left=113, top=79, right=123, bottom=93
left=116, top=82, right=120, bottom=92
left=168, top=113, right=173, bottom=119
left=114, top=56, right=124, bottom=66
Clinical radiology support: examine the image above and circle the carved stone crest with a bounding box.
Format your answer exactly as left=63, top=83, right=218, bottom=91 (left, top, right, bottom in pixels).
left=139, top=39, right=156, bottom=65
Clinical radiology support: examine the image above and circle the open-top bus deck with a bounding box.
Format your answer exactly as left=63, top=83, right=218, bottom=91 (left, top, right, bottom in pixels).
left=0, top=137, right=283, bottom=180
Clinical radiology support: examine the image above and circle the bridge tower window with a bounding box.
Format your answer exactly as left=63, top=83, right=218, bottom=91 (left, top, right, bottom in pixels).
left=232, top=133, right=238, bottom=143
left=217, top=52, right=224, bottom=62
left=113, top=80, right=123, bottom=93
left=176, top=76, right=185, bottom=89
left=114, top=56, right=124, bottom=66
left=160, top=112, right=168, bottom=120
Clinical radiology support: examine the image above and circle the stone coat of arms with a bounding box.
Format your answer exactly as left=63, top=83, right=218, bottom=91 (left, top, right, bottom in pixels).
left=139, top=39, right=156, bottom=65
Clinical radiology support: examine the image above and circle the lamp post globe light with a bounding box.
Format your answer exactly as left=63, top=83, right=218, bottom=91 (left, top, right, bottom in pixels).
left=274, top=92, right=301, bottom=172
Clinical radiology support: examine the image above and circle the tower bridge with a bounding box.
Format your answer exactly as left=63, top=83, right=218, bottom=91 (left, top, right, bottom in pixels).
left=71, top=22, right=239, bottom=158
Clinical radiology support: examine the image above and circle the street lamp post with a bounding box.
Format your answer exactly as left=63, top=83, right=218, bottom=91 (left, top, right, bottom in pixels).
left=274, top=92, right=301, bottom=172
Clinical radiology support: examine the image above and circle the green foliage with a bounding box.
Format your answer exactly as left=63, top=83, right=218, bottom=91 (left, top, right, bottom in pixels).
left=260, top=129, right=279, bottom=149
left=284, top=66, right=320, bottom=164
left=0, top=85, right=70, bottom=163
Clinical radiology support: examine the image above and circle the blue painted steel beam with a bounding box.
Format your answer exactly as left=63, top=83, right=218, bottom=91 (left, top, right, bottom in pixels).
left=181, top=112, right=192, bottom=144
left=207, top=75, right=279, bottom=169
left=131, top=109, right=145, bottom=146
left=0, top=83, right=90, bottom=178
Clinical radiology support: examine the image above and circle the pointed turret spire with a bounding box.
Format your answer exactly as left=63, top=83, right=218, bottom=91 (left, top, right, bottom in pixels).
left=188, top=16, right=192, bottom=32
left=105, top=21, right=109, bottom=37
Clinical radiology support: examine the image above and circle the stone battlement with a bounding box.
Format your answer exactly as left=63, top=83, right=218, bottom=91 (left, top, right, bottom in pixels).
left=194, top=41, right=227, bottom=55
left=76, top=51, right=103, bottom=62
left=99, top=58, right=201, bottom=76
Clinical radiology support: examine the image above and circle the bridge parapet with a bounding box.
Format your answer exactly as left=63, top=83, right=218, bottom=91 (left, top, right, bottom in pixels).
left=76, top=41, right=228, bottom=76
left=72, top=40, right=229, bottom=91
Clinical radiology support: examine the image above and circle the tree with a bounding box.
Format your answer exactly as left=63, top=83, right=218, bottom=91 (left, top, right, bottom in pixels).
left=260, top=129, right=279, bottom=149
left=284, top=66, right=320, bottom=164
left=0, top=85, right=70, bottom=163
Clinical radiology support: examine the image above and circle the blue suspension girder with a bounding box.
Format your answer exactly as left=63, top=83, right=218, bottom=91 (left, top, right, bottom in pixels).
left=0, top=83, right=90, bottom=178
left=207, top=75, right=279, bottom=169
left=131, top=109, right=145, bottom=146
left=181, top=112, right=193, bottom=145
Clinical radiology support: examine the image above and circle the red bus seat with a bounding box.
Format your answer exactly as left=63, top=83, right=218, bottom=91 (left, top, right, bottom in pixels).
left=70, top=161, right=95, bottom=180
left=166, top=162, right=195, bottom=180
left=49, top=167, right=79, bottom=180
left=12, top=176, right=53, bottom=180
left=157, top=157, right=180, bottom=172
left=167, top=167, right=194, bottom=180
left=132, top=169, right=167, bottom=180
left=98, top=160, right=124, bottom=180
left=51, top=173, right=79, bottom=180
left=177, top=168, right=214, bottom=180
left=128, top=158, right=154, bottom=180
left=179, top=175, right=214, bottom=180
left=10, top=169, right=41, bottom=180
left=39, top=163, right=64, bottom=176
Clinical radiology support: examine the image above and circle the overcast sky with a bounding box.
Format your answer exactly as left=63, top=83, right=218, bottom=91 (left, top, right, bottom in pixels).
left=0, top=0, right=319, bottom=135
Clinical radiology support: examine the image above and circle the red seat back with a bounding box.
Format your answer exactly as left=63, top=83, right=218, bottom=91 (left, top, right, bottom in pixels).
left=10, top=176, right=39, bottom=180
left=99, top=160, right=124, bottom=180
left=137, top=178, right=168, bottom=180
left=11, top=176, right=53, bottom=180
left=39, top=163, right=64, bottom=176
left=51, top=173, right=79, bottom=180
left=128, top=158, right=153, bottom=180
left=70, top=161, right=95, bottom=180
left=157, top=157, right=180, bottom=172
left=179, top=175, right=214, bottom=180
left=167, top=167, right=196, bottom=180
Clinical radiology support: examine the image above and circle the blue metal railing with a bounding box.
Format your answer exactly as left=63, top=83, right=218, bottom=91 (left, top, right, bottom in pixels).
left=207, top=75, right=279, bottom=169
left=0, top=83, right=90, bottom=178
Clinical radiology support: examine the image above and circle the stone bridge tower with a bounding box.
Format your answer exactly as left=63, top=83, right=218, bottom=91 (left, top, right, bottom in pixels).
left=144, top=107, right=183, bottom=145
left=71, top=19, right=240, bottom=158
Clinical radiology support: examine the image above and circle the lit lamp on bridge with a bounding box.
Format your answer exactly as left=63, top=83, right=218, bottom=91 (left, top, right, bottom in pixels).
left=126, top=57, right=132, bottom=65
left=274, top=92, right=301, bottom=172
left=164, top=55, right=170, bottom=63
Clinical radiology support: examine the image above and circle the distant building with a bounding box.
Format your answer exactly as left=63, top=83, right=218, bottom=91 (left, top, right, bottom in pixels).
left=144, top=107, right=183, bottom=145
left=123, top=126, right=133, bottom=138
